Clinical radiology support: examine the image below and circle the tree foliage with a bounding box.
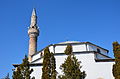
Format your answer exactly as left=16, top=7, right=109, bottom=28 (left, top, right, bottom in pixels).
left=113, top=42, right=120, bottom=79
left=42, top=47, right=56, bottom=79
left=64, top=44, right=72, bottom=55
left=51, top=52, right=57, bottom=79
left=13, top=55, right=34, bottom=79
left=59, top=44, right=86, bottom=79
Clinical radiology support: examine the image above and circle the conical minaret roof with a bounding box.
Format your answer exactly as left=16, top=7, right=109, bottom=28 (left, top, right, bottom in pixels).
left=30, top=8, right=37, bottom=27
left=32, top=8, right=36, bottom=16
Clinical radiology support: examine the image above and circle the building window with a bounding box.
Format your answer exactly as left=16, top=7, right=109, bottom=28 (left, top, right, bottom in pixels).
left=97, top=48, right=101, bottom=53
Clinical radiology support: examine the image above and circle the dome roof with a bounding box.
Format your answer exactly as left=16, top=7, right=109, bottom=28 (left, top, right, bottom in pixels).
left=58, top=41, right=80, bottom=44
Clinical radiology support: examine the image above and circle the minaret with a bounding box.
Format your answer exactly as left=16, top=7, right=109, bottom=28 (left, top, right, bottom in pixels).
left=28, top=8, right=39, bottom=62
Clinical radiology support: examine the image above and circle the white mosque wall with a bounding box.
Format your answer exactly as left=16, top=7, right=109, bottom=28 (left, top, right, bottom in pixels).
left=32, top=58, right=43, bottom=64
left=30, top=66, right=42, bottom=79
left=54, top=53, right=96, bottom=77
left=94, top=62, right=114, bottom=79
left=72, top=44, right=87, bottom=52
left=31, top=52, right=114, bottom=79
left=30, top=42, right=114, bottom=79
left=75, top=53, right=114, bottom=79
left=49, top=45, right=54, bottom=53
left=54, top=44, right=87, bottom=53
left=54, top=45, right=67, bottom=53
left=32, top=53, right=40, bottom=62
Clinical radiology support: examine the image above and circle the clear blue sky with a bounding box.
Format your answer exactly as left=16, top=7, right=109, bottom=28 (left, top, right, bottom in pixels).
left=0, top=0, right=120, bottom=78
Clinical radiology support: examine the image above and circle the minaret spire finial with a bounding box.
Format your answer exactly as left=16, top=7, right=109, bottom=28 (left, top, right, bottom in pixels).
left=31, top=8, right=37, bottom=27
left=32, top=8, right=36, bottom=16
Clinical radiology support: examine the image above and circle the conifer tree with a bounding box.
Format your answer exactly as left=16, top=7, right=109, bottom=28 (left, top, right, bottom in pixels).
left=42, top=47, right=51, bottom=79
left=13, top=55, right=34, bottom=79
left=51, top=52, right=57, bottom=79
left=64, top=44, right=72, bottom=55
left=42, top=47, right=56, bottom=79
left=13, top=66, right=24, bottom=79
left=59, top=44, right=86, bottom=79
left=112, top=42, right=120, bottom=79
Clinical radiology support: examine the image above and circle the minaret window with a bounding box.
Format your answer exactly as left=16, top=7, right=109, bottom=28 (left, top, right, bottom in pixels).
left=32, top=26, right=34, bottom=28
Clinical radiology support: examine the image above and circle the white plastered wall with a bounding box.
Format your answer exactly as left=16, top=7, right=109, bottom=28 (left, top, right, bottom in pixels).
left=30, top=43, right=114, bottom=79
left=31, top=53, right=114, bottom=79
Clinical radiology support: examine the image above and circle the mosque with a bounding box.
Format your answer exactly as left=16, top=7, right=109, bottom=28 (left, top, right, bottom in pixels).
left=13, top=9, right=115, bottom=79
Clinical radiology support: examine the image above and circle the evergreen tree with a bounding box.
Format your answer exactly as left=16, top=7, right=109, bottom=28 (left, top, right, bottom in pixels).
left=42, top=47, right=56, bottom=79
left=13, top=55, right=34, bottom=79
left=112, top=42, right=120, bottom=79
left=42, top=47, right=51, bottom=79
left=13, top=67, right=24, bottom=79
left=59, top=44, right=86, bottom=79
left=64, top=44, right=72, bottom=55
left=51, top=52, right=57, bottom=79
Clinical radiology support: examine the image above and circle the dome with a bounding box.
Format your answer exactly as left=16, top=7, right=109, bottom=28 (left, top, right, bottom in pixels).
left=58, top=41, right=80, bottom=44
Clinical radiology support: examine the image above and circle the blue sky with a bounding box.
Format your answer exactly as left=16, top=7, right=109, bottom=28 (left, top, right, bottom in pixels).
left=0, top=0, right=120, bottom=78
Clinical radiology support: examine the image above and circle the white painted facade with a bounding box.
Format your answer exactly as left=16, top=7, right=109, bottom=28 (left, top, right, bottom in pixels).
left=30, top=41, right=115, bottom=79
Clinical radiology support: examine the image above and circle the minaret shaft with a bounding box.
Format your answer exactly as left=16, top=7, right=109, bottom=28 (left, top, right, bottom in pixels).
left=29, top=37, right=37, bottom=56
